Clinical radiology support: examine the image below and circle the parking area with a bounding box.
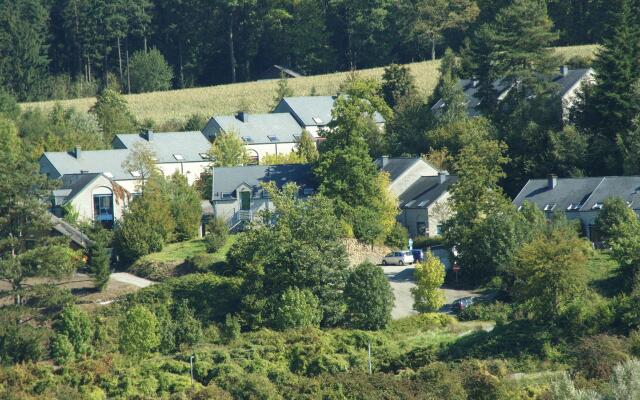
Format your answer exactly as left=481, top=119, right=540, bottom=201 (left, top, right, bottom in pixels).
left=381, top=264, right=483, bottom=319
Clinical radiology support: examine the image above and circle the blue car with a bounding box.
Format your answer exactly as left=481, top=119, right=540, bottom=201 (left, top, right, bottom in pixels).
left=411, top=249, right=424, bottom=263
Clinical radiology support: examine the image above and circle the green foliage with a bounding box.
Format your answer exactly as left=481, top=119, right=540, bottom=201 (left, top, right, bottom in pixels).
left=172, top=300, right=203, bottom=347
left=385, top=223, right=409, bottom=249
left=89, top=89, right=137, bottom=143
left=268, top=288, right=322, bottom=331
left=204, top=217, right=229, bottom=253
left=296, top=130, right=319, bottom=163
left=228, top=183, right=349, bottom=328
left=381, top=64, right=416, bottom=108
left=53, top=306, right=93, bottom=357
left=0, top=311, right=47, bottom=365
left=412, top=252, right=446, bottom=312
left=344, top=262, right=394, bottom=330
left=87, top=233, right=110, bottom=291
left=210, top=132, right=250, bottom=166
left=119, top=305, right=160, bottom=356
left=129, top=48, right=174, bottom=93
left=0, top=89, right=20, bottom=120
left=221, top=314, right=241, bottom=344
left=458, top=302, right=513, bottom=325
left=574, top=335, right=629, bottom=380
left=50, top=334, right=75, bottom=365
left=272, top=75, right=294, bottom=107
left=166, top=173, right=201, bottom=241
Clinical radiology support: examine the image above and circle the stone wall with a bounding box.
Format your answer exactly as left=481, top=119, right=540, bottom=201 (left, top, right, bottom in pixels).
left=344, top=239, right=391, bottom=267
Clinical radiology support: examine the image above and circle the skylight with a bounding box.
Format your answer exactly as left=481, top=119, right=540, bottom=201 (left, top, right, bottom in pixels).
left=312, top=117, right=323, bottom=124
left=592, top=203, right=604, bottom=210
left=199, top=153, right=210, bottom=159
left=543, top=203, right=556, bottom=211
left=173, top=154, right=184, bottom=161
left=418, top=200, right=429, bottom=207
left=130, top=170, right=141, bottom=178
left=268, top=135, right=279, bottom=142
left=567, top=203, right=581, bottom=211
left=241, top=136, right=253, bottom=143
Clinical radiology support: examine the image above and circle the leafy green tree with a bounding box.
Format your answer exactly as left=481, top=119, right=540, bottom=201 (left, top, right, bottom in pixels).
left=121, top=141, right=157, bottom=189
left=0, top=0, right=50, bottom=100
left=228, top=183, right=349, bottom=328
left=594, top=197, right=640, bottom=242
left=210, top=132, right=250, bottom=166
left=220, top=314, right=241, bottom=344
left=50, top=334, right=75, bottom=365
left=272, top=74, right=294, bottom=107
left=509, top=225, right=591, bottom=323
left=381, top=64, right=416, bottom=108
left=296, top=130, right=319, bottom=162
left=87, top=233, right=110, bottom=291
left=268, top=287, right=322, bottom=330
left=0, top=118, right=77, bottom=304
left=172, top=300, right=203, bottom=347
left=385, top=223, right=409, bottom=249
left=119, top=305, right=160, bottom=356
left=0, top=90, right=20, bottom=120
left=129, top=48, right=174, bottom=93
left=344, top=262, right=394, bottom=330
left=167, top=172, right=201, bottom=241
left=412, top=252, right=445, bottom=312
left=53, top=305, right=93, bottom=357
left=204, top=217, right=229, bottom=253
left=89, top=89, right=137, bottom=143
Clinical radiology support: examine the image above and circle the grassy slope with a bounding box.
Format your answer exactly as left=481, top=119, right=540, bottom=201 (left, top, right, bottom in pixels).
left=143, top=235, right=237, bottom=264
left=22, top=45, right=597, bottom=126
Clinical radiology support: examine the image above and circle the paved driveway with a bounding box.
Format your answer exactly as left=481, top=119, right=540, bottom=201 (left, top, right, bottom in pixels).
left=381, top=264, right=482, bottom=319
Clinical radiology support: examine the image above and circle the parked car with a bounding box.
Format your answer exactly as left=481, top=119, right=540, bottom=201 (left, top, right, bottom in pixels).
left=411, top=249, right=424, bottom=263
left=452, top=297, right=475, bottom=312
left=381, top=251, right=414, bottom=265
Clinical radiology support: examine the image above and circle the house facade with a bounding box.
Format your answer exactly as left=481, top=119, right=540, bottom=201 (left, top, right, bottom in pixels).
left=211, top=164, right=317, bottom=228
left=202, top=112, right=303, bottom=164
left=513, top=175, right=640, bottom=240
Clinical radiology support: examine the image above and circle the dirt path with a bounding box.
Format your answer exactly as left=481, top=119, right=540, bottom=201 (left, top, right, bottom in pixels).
left=109, top=272, right=155, bottom=288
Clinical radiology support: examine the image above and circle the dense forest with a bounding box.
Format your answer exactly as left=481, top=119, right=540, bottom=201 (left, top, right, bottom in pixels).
left=0, top=0, right=616, bottom=101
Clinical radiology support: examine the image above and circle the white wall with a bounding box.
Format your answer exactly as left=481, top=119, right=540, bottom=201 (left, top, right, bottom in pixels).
left=69, top=176, right=128, bottom=222
left=156, top=161, right=210, bottom=185
left=247, top=142, right=298, bottom=163
left=389, top=161, right=440, bottom=196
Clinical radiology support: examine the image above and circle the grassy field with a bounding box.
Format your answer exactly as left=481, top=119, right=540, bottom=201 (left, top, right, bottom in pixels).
left=22, top=45, right=598, bottom=126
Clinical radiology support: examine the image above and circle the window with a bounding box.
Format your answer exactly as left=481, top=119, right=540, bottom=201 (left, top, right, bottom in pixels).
left=312, top=117, right=323, bottom=124
left=173, top=154, right=184, bottom=161
left=221, top=192, right=233, bottom=199
left=93, top=194, right=114, bottom=228
left=417, top=222, right=426, bottom=235
left=436, top=225, right=444, bottom=235
left=268, top=135, right=279, bottom=142
left=567, top=203, right=580, bottom=211
left=592, top=202, right=604, bottom=210
left=241, top=136, right=253, bottom=143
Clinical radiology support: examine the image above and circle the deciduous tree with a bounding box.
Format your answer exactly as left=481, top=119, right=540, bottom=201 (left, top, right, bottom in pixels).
left=412, top=252, right=445, bottom=312
left=344, top=262, right=394, bottom=330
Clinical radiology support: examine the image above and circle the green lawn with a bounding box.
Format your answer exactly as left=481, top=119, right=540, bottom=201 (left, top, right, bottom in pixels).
left=143, top=235, right=237, bottom=264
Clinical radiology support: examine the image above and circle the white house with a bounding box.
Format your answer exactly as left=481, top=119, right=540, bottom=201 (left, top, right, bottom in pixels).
left=202, top=112, right=303, bottom=164
left=273, top=96, right=385, bottom=137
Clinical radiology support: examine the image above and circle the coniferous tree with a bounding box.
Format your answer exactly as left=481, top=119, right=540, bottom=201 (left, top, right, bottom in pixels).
left=87, top=230, right=110, bottom=291
left=296, top=130, right=319, bottom=162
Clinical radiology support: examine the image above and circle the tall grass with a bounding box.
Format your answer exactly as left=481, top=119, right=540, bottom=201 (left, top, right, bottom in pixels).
left=22, top=45, right=597, bottom=126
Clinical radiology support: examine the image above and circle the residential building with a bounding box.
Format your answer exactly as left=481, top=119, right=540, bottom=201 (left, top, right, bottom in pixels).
left=431, top=67, right=595, bottom=121
left=112, top=130, right=211, bottom=185
left=202, top=112, right=303, bottom=164
left=513, top=175, right=640, bottom=240
left=211, top=164, right=317, bottom=228
left=273, top=96, right=385, bottom=137
left=258, top=65, right=304, bottom=80
left=377, top=156, right=441, bottom=196
left=50, top=173, right=131, bottom=228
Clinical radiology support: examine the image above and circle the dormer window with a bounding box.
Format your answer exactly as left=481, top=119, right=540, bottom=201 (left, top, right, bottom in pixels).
left=173, top=154, right=184, bottom=161
left=221, top=192, right=233, bottom=199
left=567, top=203, right=580, bottom=211
left=592, top=202, right=604, bottom=210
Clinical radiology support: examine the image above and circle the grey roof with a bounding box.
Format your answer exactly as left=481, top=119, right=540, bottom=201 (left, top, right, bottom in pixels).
left=113, top=131, right=211, bottom=163
left=258, top=65, right=304, bottom=80
left=49, top=212, right=93, bottom=249
left=52, top=173, right=103, bottom=205
left=204, top=113, right=303, bottom=144
left=40, top=149, right=134, bottom=181
left=378, top=157, right=421, bottom=181
left=400, top=175, right=458, bottom=209
left=212, top=164, right=317, bottom=200
left=274, top=96, right=386, bottom=127
left=513, top=176, right=640, bottom=212
left=431, top=68, right=592, bottom=116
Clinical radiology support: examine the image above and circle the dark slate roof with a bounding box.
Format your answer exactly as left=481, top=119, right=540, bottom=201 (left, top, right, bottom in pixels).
left=400, top=175, right=458, bottom=209
left=258, top=65, right=304, bottom=80
left=113, top=131, right=211, bottom=163
left=49, top=212, right=93, bottom=249
left=431, top=68, right=592, bottom=116
left=41, top=149, right=133, bottom=181
left=204, top=113, right=303, bottom=144
left=377, top=157, right=421, bottom=181
left=513, top=176, right=640, bottom=212
left=274, top=96, right=386, bottom=127
left=212, top=164, right=317, bottom=200
left=52, top=173, right=103, bottom=206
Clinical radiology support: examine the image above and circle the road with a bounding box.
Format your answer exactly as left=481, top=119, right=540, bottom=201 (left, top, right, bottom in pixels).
left=381, top=264, right=481, bottom=319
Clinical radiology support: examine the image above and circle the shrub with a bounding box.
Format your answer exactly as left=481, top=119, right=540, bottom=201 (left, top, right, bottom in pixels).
left=129, top=48, right=174, bottom=93
left=412, top=252, right=446, bottom=312
left=50, top=334, right=75, bottom=365
left=193, top=384, right=233, bottom=400
left=0, top=324, right=46, bottom=364
left=458, top=302, right=513, bottom=325
left=414, top=362, right=467, bottom=400
left=344, top=262, right=394, bottom=330
left=204, top=218, right=228, bottom=253
left=89, top=89, right=137, bottom=143
left=220, top=314, right=241, bottom=344
left=611, top=358, right=640, bottom=399
left=53, top=306, right=93, bottom=357
left=574, top=335, right=629, bottom=380
left=129, top=259, right=181, bottom=281
left=385, top=223, right=409, bottom=249
left=268, top=288, right=322, bottom=330
left=173, top=300, right=203, bottom=347
left=119, top=305, right=161, bottom=356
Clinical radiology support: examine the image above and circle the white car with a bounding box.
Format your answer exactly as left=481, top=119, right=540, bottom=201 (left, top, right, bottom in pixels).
left=381, top=251, right=414, bottom=266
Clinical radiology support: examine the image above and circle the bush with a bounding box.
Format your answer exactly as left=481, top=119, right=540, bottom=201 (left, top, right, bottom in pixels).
left=268, top=288, right=322, bottom=330
left=129, top=259, right=182, bottom=281
left=220, top=314, right=241, bottom=344
left=412, top=252, right=446, bottom=312
left=414, top=362, right=467, bottom=400
left=129, top=48, right=174, bottom=93
left=0, top=324, right=46, bottom=364
left=53, top=306, right=93, bottom=357
left=119, top=305, right=161, bottom=356
left=574, top=335, right=629, bottom=380
left=50, top=334, right=75, bottom=365
left=344, top=262, right=394, bottom=330
left=458, top=302, right=513, bottom=325
left=385, top=222, right=409, bottom=249
left=205, top=218, right=229, bottom=253
left=173, top=300, right=203, bottom=347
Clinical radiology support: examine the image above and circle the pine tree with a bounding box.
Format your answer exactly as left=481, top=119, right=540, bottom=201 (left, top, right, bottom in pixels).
left=296, top=130, right=319, bottom=162
left=87, top=230, right=110, bottom=291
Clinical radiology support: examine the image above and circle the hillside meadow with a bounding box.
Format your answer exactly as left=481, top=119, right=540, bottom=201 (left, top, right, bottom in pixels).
left=22, top=45, right=597, bottom=126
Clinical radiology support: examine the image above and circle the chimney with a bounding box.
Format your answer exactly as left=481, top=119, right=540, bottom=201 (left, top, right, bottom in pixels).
left=560, top=65, right=569, bottom=76
left=548, top=174, right=558, bottom=189
left=236, top=112, right=249, bottom=123
left=381, top=155, right=389, bottom=168
left=73, top=146, right=82, bottom=159
left=144, top=129, right=154, bottom=141
left=438, top=171, right=448, bottom=184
